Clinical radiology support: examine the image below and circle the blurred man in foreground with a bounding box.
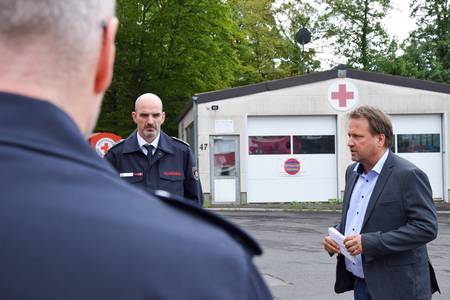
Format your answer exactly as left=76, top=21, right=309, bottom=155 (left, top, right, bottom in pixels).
left=0, top=1, right=272, bottom=299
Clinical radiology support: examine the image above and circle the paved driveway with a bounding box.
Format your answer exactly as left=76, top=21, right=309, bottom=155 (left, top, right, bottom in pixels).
left=219, top=211, right=450, bottom=300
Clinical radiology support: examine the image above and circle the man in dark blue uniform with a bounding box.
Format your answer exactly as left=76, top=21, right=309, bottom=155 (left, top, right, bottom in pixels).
left=0, top=1, right=272, bottom=299
left=105, top=93, right=204, bottom=206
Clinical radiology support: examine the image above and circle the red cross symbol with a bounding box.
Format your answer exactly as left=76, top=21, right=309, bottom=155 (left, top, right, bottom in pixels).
left=331, top=84, right=354, bottom=107
left=100, top=142, right=110, bottom=154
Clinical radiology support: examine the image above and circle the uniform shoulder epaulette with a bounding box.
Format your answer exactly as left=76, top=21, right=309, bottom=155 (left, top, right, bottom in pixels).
left=171, top=136, right=190, bottom=147
left=107, top=139, right=125, bottom=152
left=153, top=190, right=262, bottom=256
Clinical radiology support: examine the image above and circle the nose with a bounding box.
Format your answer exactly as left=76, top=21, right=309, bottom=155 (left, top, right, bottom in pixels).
left=347, top=137, right=354, bottom=147
left=147, top=114, right=155, bottom=122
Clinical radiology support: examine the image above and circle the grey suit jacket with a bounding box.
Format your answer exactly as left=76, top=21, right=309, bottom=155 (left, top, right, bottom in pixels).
left=334, top=151, right=440, bottom=299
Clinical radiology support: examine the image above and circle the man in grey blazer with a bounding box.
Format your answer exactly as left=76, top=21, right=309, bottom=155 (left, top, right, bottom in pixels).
left=324, top=105, right=440, bottom=299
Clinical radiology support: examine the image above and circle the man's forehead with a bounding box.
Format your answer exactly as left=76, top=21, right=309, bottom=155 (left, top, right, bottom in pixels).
left=136, top=101, right=162, bottom=112
left=137, top=107, right=163, bottom=114
left=349, top=117, right=368, bottom=125
left=135, top=95, right=163, bottom=112
left=348, top=117, right=370, bottom=131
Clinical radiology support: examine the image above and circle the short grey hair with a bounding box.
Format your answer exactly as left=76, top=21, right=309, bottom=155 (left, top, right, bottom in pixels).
left=0, top=0, right=115, bottom=73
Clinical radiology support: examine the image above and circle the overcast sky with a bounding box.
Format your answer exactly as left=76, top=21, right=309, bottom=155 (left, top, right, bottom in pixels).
left=276, top=0, right=419, bottom=70
left=384, top=0, right=417, bottom=41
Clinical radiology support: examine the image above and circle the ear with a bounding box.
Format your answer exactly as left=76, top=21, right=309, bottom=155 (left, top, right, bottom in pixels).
left=94, top=17, right=119, bottom=94
left=131, top=111, right=137, bottom=124
left=378, top=134, right=386, bottom=147
left=161, top=112, right=166, bottom=125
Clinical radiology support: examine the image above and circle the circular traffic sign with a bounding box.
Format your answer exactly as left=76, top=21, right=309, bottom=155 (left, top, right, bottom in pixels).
left=284, top=158, right=301, bottom=175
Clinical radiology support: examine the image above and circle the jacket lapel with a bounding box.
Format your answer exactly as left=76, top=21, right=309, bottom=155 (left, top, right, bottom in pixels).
left=149, top=132, right=174, bottom=167
left=149, top=149, right=165, bottom=167
left=122, top=131, right=141, bottom=154
left=361, top=151, right=395, bottom=230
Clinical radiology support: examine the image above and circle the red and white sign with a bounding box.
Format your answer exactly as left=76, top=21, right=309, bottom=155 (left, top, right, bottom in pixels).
left=327, top=80, right=358, bottom=111
left=89, top=132, right=122, bottom=157
left=284, top=158, right=301, bottom=175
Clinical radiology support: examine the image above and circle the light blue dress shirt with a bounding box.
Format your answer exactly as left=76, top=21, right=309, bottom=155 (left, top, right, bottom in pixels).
left=344, top=149, right=389, bottom=278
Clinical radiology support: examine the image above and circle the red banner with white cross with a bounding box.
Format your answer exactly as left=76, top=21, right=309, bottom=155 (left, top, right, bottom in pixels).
left=89, top=132, right=122, bottom=157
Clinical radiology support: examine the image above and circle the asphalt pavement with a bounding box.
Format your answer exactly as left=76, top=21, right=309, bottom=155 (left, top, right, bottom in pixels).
left=218, top=211, right=450, bottom=300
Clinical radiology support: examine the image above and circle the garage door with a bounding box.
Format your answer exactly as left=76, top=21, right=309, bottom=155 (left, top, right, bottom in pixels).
left=247, top=116, right=337, bottom=203
left=391, top=115, right=443, bottom=199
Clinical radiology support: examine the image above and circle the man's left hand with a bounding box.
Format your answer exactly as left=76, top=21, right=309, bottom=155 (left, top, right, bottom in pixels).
left=344, top=234, right=363, bottom=256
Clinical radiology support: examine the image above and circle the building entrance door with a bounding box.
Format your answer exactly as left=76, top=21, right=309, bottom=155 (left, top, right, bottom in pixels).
left=210, top=136, right=240, bottom=204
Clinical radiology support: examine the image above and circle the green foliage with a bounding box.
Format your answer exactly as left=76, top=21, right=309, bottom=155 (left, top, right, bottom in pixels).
left=273, top=0, right=321, bottom=74
left=376, top=0, right=449, bottom=83
left=411, top=0, right=449, bottom=70
left=320, top=0, right=392, bottom=70
left=98, top=0, right=244, bottom=136
left=96, top=0, right=448, bottom=137
left=98, top=0, right=325, bottom=137
left=228, top=0, right=295, bottom=83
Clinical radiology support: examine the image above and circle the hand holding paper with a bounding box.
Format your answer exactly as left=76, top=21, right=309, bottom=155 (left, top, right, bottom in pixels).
left=328, top=227, right=356, bottom=263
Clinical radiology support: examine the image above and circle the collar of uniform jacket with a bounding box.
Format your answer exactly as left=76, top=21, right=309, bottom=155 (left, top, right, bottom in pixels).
left=122, top=130, right=175, bottom=155
left=0, top=91, right=113, bottom=174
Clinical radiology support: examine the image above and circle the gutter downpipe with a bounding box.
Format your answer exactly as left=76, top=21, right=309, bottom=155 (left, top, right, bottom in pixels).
left=192, top=96, right=199, bottom=164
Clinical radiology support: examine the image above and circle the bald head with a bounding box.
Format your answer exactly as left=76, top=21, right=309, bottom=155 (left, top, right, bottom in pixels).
left=132, top=93, right=166, bottom=143
left=135, top=93, right=164, bottom=112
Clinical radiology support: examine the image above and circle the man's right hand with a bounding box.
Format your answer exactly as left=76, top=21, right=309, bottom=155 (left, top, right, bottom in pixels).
left=323, top=236, right=340, bottom=254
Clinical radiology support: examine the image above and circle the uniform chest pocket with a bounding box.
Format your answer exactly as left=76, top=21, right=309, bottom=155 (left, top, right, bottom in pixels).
left=158, top=171, right=185, bottom=196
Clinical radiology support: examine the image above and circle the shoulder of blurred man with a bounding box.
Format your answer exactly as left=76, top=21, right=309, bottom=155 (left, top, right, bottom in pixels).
left=1, top=92, right=271, bottom=299
left=81, top=157, right=269, bottom=298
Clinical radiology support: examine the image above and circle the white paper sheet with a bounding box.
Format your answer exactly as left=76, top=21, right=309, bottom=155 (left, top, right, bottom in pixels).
left=328, top=227, right=356, bottom=263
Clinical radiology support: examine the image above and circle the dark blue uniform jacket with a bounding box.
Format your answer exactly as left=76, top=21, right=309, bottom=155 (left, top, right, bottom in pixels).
left=0, top=92, right=272, bottom=300
left=105, top=131, right=203, bottom=206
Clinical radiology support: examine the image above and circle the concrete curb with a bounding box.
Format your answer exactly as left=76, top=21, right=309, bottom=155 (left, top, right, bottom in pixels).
left=207, top=208, right=450, bottom=214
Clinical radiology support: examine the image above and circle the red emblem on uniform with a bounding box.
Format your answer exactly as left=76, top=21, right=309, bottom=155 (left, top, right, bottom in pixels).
left=163, top=171, right=181, bottom=176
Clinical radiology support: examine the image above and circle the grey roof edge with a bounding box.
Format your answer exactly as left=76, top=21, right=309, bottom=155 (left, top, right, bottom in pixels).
left=347, top=69, right=450, bottom=94
left=195, top=69, right=450, bottom=104
left=176, top=69, right=337, bottom=122
left=177, top=68, right=450, bottom=122
left=194, top=69, right=337, bottom=104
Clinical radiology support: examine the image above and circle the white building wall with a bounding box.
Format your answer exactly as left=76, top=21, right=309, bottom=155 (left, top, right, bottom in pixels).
left=187, top=78, right=450, bottom=201
left=178, top=108, right=193, bottom=140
